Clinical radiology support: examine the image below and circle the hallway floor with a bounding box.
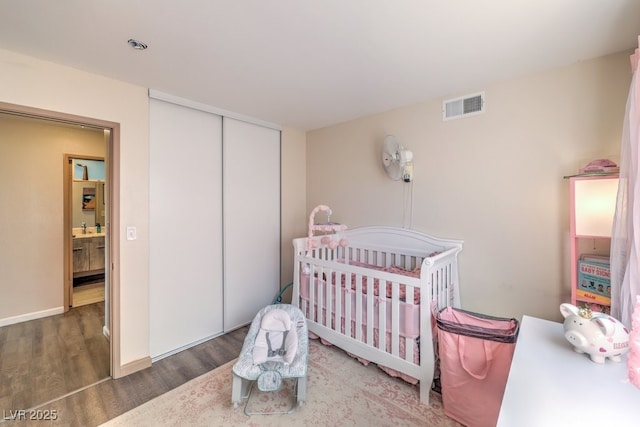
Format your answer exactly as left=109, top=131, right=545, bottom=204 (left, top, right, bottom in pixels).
left=0, top=302, right=109, bottom=413
left=73, top=283, right=105, bottom=307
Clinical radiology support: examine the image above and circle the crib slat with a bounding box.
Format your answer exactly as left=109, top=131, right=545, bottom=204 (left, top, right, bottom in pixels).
left=355, top=274, right=363, bottom=342
left=334, top=270, right=342, bottom=334
left=365, top=274, right=374, bottom=346
left=318, top=266, right=325, bottom=327
left=405, top=286, right=415, bottom=362
left=378, top=282, right=387, bottom=352
left=307, top=265, right=314, bottom=322
left=344, top=271, right=352, bottom=339
left=325, top=266, right=333, bottom=330
left=391, top=282, right=400, bottom=357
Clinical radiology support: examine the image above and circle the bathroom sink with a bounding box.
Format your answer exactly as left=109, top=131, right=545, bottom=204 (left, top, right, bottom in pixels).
left=72, top=232, right=105, bottom=238
left=72, top=226, right=105, bottom=238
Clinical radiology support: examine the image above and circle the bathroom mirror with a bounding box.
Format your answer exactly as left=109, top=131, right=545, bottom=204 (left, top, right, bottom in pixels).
left=71, top=159, right=106, bottom=230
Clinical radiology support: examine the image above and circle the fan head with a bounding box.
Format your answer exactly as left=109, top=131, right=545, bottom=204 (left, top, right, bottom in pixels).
left=382, top=135, right=413, bottom=181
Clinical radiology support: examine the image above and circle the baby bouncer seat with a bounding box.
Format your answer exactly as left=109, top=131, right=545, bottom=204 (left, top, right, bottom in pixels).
left=231, top=304, right=308, bottom=415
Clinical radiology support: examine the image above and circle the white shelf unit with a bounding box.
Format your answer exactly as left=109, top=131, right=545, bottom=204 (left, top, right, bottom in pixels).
left=567, top=174, right=618, bottom=313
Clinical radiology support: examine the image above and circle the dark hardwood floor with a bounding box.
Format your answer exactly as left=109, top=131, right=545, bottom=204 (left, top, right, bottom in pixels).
left=2, top=324, right=248, bottom=426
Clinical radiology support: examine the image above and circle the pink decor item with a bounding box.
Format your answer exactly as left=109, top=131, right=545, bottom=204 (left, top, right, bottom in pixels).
left=306, top=205, right=348, bottom=251
left=578, top=158, right=620, bottom=175
left=628, top=296, right=640, bottom=388
left=559, top=303, right=629, bottom=363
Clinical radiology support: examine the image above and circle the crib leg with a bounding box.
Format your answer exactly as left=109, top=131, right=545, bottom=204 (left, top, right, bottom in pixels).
left=419, top=377, right=431, bottom=405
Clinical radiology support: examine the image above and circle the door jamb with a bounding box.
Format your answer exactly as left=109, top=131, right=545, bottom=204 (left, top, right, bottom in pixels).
left=63, top=154, right=106, bottom=312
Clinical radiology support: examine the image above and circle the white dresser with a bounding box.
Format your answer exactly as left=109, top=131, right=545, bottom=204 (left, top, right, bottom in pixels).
left=497, top=315, right=640, bottom=427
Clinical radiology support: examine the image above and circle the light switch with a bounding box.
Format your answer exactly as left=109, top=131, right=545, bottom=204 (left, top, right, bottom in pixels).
left=126, top=226, right=137, bottom=241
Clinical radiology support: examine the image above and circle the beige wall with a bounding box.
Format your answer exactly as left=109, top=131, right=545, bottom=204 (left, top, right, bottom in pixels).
left=0, top=48, right=150, bottom=366
left=280, top=127, right=307, bottom=300
left=0, top=115, right=105, bottom=319
left=307, top=51, right=631, bottom=322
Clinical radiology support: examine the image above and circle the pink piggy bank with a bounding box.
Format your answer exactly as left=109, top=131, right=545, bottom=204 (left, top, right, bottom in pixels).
left=559, top=303, right=630, bottom=364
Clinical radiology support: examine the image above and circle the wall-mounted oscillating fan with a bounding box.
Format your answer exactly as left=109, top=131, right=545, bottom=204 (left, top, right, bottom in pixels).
left=381, top=135, right=413, bottom=181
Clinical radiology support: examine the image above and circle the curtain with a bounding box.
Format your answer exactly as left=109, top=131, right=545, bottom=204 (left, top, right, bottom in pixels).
left=610, top=37, right=640, bottom=329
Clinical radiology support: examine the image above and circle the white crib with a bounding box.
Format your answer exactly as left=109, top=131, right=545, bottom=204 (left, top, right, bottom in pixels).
left=292, top=226, right=463, bottom=405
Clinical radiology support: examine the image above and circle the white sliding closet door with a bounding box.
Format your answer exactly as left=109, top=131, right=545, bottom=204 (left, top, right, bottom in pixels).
left=149, top=99, right=223, bottom=358
left=223, top=118, right=280, bottom=330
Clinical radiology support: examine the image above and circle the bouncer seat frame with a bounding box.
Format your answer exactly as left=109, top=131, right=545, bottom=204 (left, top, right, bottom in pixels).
left=231, top=304, right=308, bottom=415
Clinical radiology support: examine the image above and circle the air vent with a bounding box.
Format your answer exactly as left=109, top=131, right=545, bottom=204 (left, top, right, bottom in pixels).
left=442, top=92, right=485, bottom=121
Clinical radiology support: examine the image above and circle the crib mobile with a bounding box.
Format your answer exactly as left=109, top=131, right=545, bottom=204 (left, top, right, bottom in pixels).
left=306, top=205, right=348, bottom=251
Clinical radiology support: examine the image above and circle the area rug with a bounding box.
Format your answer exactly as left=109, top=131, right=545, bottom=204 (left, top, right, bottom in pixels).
left=101, top=340, right=461, bottom=426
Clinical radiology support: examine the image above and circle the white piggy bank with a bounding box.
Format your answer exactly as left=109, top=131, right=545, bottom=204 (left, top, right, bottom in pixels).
left=559, top=303, right=630, bottom=363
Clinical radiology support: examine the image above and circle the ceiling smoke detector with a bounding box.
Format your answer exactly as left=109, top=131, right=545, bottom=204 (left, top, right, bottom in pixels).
left=127, top=39, right=148, bottom=50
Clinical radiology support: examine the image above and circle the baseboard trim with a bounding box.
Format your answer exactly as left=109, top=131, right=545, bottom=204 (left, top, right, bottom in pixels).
left=0, top=307, right=64, bottom=327
left=117, top=356, right=152, bottom=377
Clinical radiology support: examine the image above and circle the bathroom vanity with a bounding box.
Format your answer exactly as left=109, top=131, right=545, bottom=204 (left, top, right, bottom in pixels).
left=72, top=229, right=105, bottom=277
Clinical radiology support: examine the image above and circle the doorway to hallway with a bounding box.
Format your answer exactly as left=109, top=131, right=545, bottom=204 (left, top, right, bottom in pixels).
left=0, top=102, right=121, bottom=412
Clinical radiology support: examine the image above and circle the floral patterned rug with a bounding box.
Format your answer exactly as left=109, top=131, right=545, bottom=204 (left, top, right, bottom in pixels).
left=101, top=339, right=461, bottom=426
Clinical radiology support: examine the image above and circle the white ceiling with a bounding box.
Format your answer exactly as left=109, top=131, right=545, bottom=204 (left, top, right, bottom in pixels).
left=0, top=1, right=639, bottom=131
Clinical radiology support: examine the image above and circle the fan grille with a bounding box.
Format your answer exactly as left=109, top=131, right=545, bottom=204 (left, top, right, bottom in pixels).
left=382, top=135, right=411, bottom=181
